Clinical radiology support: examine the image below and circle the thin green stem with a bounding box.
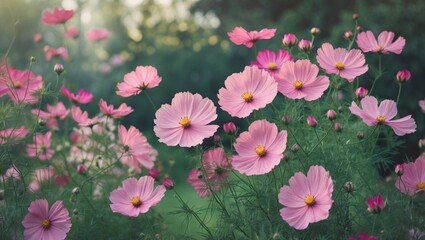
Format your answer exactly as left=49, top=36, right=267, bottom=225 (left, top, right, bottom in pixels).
left=369, top=55, right=382, bottom=95
left=396, top=83, right=402, bottom=104
left=144, top=91, right=157, bottom=110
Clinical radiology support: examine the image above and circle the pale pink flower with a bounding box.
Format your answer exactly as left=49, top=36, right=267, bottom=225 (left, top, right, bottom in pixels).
left=1, top=165, right=21, bottom=181
left=275, top=59, right=330, bottom=101
left=32, top=102, right=69, bottom=129
left=41, top=7, right=75, bottom=25
left=109, top=176, right=166, bottom=217
left=118, top=125, right=156, bottom=172
left=366, top=194, right=386, bottom=213
left=395, top=156, right=425, bottom=196
left=33, top=33, right=42, bottom=43
left=356, top=31, right=406, bottom=54
left=317, top=43, right=368, bottom=82
left=279, top=165, right=334, bottom=230
left=349, top=96, right=416, bottom=136
left=61, top=86, right=93, bottom=104
left=233, top=120, right=287, bottom=175
left=28, top=166, right=55, bottom=192
left=65, top=26, right=79, bottom=39
left=187, top=168, right=219, bottom=198
left=218, top=66, right=277, bottom=118
left=227, top=27, right=276, bottom=48
left=43, top=46, right=69, bottom=61
left=26, top=132, right=55, bottom=161
left=71, top=106, right=99, bottom=127
left=0, top=126, right=28, bottom=144
left=99, top=99, right=133, bottom=118
left=250, top=49, right=293, bottom=76
left=0, top=68, right=43, bottom=104
left=202, top=147, right=232, bottom=182
left=86, top=28, right=110, bottom=42
left=22, top=199, right=71, bottom=240
left=419, top=99, right=425, bottom=113
left=116, top=66, right=161, bottom=97
left=282, top=33, right=298, bottom=48
left=154, top=92, right=219, bottom=147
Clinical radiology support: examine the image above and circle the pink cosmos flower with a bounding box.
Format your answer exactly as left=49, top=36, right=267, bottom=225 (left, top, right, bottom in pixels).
left=28, top=167, right=55, bottom=192
left=227, top=27, right=276, bottom=48
left=22, top=199, right=72, bottom=240
left=61, top=86, right=93, bottom=104
left=43, top=46, right=69, bottom=61
left=99, top=99, right=133, bottom=118
left=41, top=7, right=75, bottom=25
left=233, top=120, right=287, bottom=175
left=65, top=26, right=79, bottom=39
left=275, top=59, right=330, bottom=101
left=419, top=99, right=425, bottom=113
left=349, top=96, right=416, bottom=136
left=118, top=125, right=156, bottom=172
left=202, top=147, right=232, bottom=182
left=116, top=66, right=162, bottom=97
left=1, top=165, right=21, bottom=181
left=86, top=28, right=110, bottom=42
left=218, top=66, right=277, bottom=118
left=109, top=176, right=166, bottom=217
left=32, top=102, right=69, bottom=129
left=0, top=126, right=28, bottom=144
left=187, top=168, right=220, bottom=198
left=317, top=43, right=368, bottom=82
left=154, top=92, right=219, bottom=147
left=366, top=194, right=386, bottom=213
left=250, top=49, right=293, bottom=76
left=26, top=131, right=55, bottom=161
left=279, top=165, right=334, bottom=230
left=356, top=31, right=406, bottom=54
left=0, top=68, right=43, bottom=104
left=71, top=106, right=99, bottom=127
left=395, top=156, right=425, bottom=196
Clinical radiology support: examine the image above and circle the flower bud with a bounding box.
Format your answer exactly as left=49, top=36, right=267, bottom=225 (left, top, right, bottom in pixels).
left=73, top=209, right=78, bottom=215
left=76, top=164, right=86, bottom=175
left=213, top=134, right=220, bottom=142
left=326, top=109, right=337, bottom=120
left=38, top=118, right=47, bottom=126
left=338, top=106, right=344, bottom=112
left=395, top=164, right=404, bottom=176
left=344, top=181, right=354, bottom=193
left=357, top=131, right=365, bottom=139
left=352, top=13, right=358, bottom=20
left=127, top=167, right=136, bottom=176
left=396, top=70, right=411, bottom=83
left=148, top=168, right=160, bottom=181
left=367, top=194, right=386, bottom=213
left=334, top=122, right=343, bottom=132
left=282, top=33, right=298, bottom=48
left=355, top=87, right=368, bottom=99
left=30, top=56, right=36, bottom=63
left=281, top=115, right=291, bottom=125
left=162, top=177, right=174, bottom=190
left=307, top=115, right=317, bottom=127
left=298, top=39, right=312, bottom=52
left=419, top=139, right=425, bottom=150
left=223, top=122, right=236, bottom=134
left=291, top=144, right=299, bottom=153
left=310, top=27, right=320, bottom=36
left=72, top=187, right=80, bottom=195
left=54, top=64, right=64, bottom=75
left=282, top=153, right=289, bottom=162
left=356, top=25, right=362, bottom=32
left=344, top=31, right=353, bottom=40
left=0, top=189, right=4, bottom=200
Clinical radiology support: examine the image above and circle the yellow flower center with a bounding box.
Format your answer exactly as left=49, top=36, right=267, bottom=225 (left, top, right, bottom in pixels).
left=242, top=92, right=253, bottom=102
left=179, top=117, right=191, bottom=129
left=376, top=45, right=385, bottom=53
left=416, top=182, right=424, bottom=190
left=14, top=82, right=22, bottom=89
left=377, top=115, right=386, bottom=124
left=304, top=195, right=315, bottom=206
left=41, top=219, right=51, bottom=229
left=267, top=62, right=277, bottom=70
left=255, top=145, right=267, bottom=157
left=131, top=196, right=142, bottom=207
left=335, top=61, right=345, bottom=70
left=293, top=80, right=303, bottom=90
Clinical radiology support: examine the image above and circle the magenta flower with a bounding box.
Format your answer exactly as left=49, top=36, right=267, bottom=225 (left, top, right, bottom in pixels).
left=22, top=199, right=71, bottom=240
left=71, top=106, right=99, bottom=127
left=65, top=26, right=79, bottom=39
left=0, top=126, right=28, bottom=144
left=355, top=87, right=368, bottom=99
left=0, top=68, right=43, bottom=104
left=395, top=156, right=425, bottom=196
left=218, top=66, right=277, bottom=118
left=43, top=46, right=69, bottom=61
left=26, top=132, right=55, bottom=161
left=349, top=96, right=416, bottom=136
left=317, top=43, right=368, bottom=82
left=347, top=232, right=379, bottom=240
left=86, top=28, right=110, bottom=42
left=202, top=147, right=232, bottom=182
left=61, top=86, right=93, bottom=104
left=366, top=194, right=386, bottom=213
left=275, top=59, right=330, bottom=101
left=187, top=168, right=219, bottom=198
left=41, top=7, right=75, bottom=25
left=279, top=165, right=334, bottom=230
left=233, top=120, right=287, bottom=176
left=227, top=27, right=276, bottom=48
left=154, top=92, right=219, bottom=147
left=118, top=125, right=155, bottom=172
left=109, top=176, right=166, bottom=217
left=116, top=66, right=162, bottom=97
left=420, top=99, right=425, bottom=113
left=99, top=99, right=133, bottom=118
left=250, top=49, right=293, bottom=76
left=307, top=115, right=318, bottom=127
left=356, top=31, right=406, bottom=54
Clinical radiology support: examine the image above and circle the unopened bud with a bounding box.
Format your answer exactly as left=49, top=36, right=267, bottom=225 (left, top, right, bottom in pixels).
left=419, top=139, right=425, bottom=150
left=213, top=134, right=220, bottom=142
left=356, top=25, right=362, bottom=32
left=72, top=187, right=79, bottom=195
left=357, top=131, right=365, bottom=139
left=0, top=189, right=4, bottom=200
left=307, top=115, right=317, bottom=127
left=30, top=56, right=36, bottom=63
left=127, top=167, right=136, bottom=176
left=334, top=122, right=343, bottom=132
left=77, top=164, right=86, bottom=175
left=396, top=70, right=411, bottom=83
left=223, top=122, right=236, bottom=134
left=344, top=31, right=353, bottom=40
left=291, top=144, right=299, bottom=153
left=338, top=106, right=344, bottom=112
left=281, top=115, right=291, bottom=125
left=344, top=181, right=354, bottom=193
left=310, top=27, right=320, bottom=36
left=148, top=168, right=160, bottom=181
left=73, top=209, right=78, bottom=215
left=282, top=153, right=289, bottom=162
left=282, top=33, right=298, bottom=48
left=355, top=87, right=368, bottom=99
left=352, top=13, right=358, bottom=20
left=298, top=39, right=312, bottom=52
left=162, top=177, right=174, bottom=190
left=54, top=64, right=64, bottom=75
left=326, top=109, right=337, bottom=121
left=395, top=164, right=404, bottom=176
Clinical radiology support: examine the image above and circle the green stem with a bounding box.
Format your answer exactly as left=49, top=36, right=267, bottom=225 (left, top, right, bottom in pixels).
left=144, top=91, right=157, bottom=110
left=369, top=55, right=382, bottom=95
left=396, top=83, right=402, bottom=104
